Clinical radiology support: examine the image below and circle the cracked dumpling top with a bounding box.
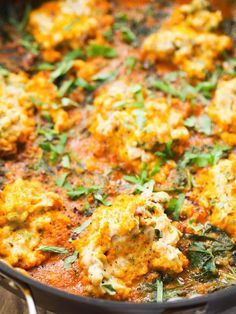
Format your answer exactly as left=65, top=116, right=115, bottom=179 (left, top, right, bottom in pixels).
left=0, top=73, right=34, bottom=154
left=0, top=179, right=69, bottom=269
left=28, top=0, right=110, bottom=50
left=142, top=0, right=232, bottom=79
left=207, top=78, right=236, bottom=146
left=90, top=80, right=189, bottom=165
left=182, top=155, right=236, bottom=241
left=73, top=192, right=188, bottom=299
left=170, top=0, right=222, bottom=32
left=0, top=71, right=71, bottom=154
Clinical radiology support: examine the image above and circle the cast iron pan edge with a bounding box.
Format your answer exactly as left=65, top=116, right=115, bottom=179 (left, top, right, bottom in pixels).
left=1, top=261, right=236, bottom=314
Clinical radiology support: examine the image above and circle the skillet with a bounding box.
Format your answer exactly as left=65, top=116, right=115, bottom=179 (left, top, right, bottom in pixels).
left=0, top=1, right=236, bottom=313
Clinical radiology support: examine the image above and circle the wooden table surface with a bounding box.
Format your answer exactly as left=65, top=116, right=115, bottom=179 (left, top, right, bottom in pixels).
left=1, top=284, right=236, bottom=314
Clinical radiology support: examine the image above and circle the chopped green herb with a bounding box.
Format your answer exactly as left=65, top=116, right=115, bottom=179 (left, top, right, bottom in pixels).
left=61, top=97, right=79, bottom=108
left=92, top=71, right=117, bottom=82
left=55, top=172, right=70, bottom=187
left=37, top=246, right=68, bottom=254
left=64, top=49, right=85, bottom=61
left=124, top=56, right=137, bottom=74
left=0, top=65, right=9, bottom=76
left=188, top=225, right=235, bottom=279
left=151, top=79, right=183, bottom=99
left=196, top=70, right=220, bottom=97
left=155, top=141, right=173, bottom=161
left=150, top=159, right=163, bottom=176
left=101, top=283, right=116, bottom=295
left=180, top=145, right=230, bottom=168
left=20, top=34, right=39, bottom=55
left=58, top=79, right=74, bottom=97
left=121, top=27, right=136, bottom=43
left=38, top=128, right=67, bottom=163
left=73, top=219, right=92, bottom=234
left=51, top=49, right=84, bottom=82
left=124, top=163, right=154, bottom=193
left=34, top=62, right=55, bottom=71
left=86, top=44, right=118, bottom=58
left=167, top=194, right=185, bottom=221
left=64, top=251, right=78, bottom=269
left=94, top=193, right=112, bottom=206
left=184, top=114, right=212, bottom=135
left=50, top=60, right=73, bottom=82
left=74, top=77, right=95, bottom=91
left=61, top=154, right=71, bottom=169
left=156, top=280, right=163, bottom=302
left=133, top=109, right=146, bottom=129
left=41, top=111, right=52, bottom=122
left=103, top=28, right=113, bottom=42
left=11, top=3, right=31, bottom=32
left=68, top=185, right=100, bottom=200
left=30, top=96, right=44, bottom=107
left=163, top=71, right=186, bottom=82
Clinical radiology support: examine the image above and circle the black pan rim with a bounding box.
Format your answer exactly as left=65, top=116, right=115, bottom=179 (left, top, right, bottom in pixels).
left=1, top=261, right=236, bottom=309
